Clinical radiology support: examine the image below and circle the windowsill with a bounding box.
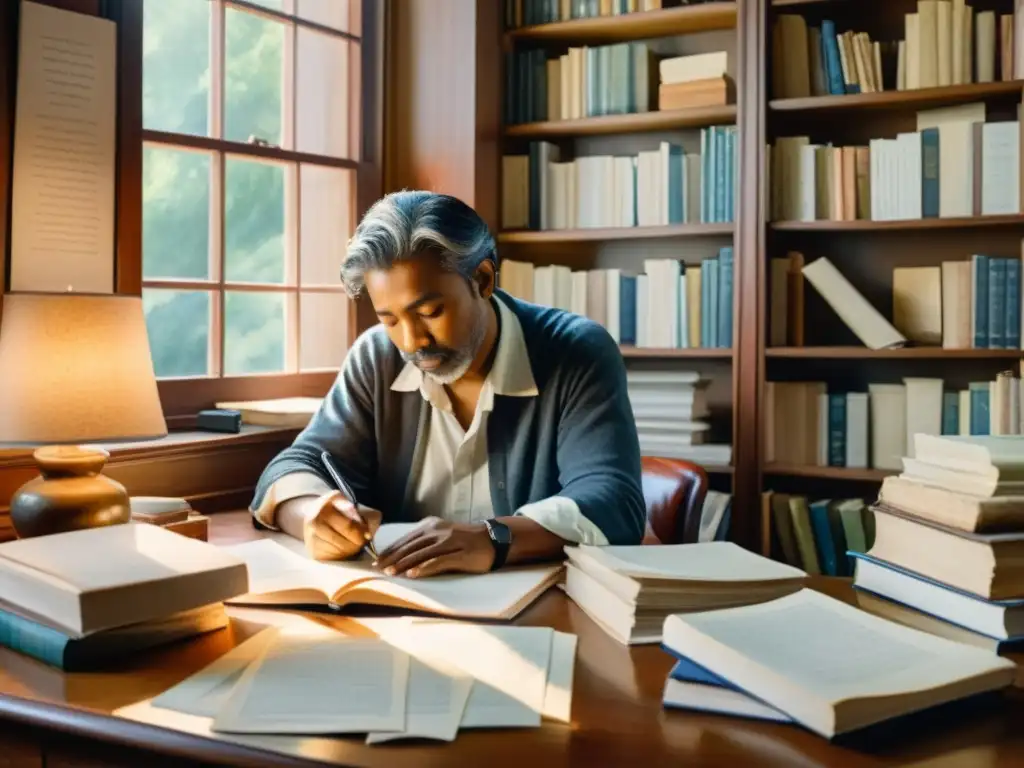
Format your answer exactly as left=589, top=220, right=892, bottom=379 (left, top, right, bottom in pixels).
left=0, top=425, right=300, bottom=467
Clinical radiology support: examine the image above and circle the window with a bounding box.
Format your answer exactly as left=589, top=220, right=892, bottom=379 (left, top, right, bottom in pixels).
left=141, top=0, right=362, bottom=397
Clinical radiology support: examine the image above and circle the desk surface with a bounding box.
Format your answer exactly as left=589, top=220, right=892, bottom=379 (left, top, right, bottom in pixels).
left=0, top=512, right=1023, bottom=768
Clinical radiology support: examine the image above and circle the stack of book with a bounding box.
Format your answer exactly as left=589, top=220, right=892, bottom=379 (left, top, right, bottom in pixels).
left=0, top=523, right=248, bottom=670
left=563, top=541, right=806, bottom=645
left=658, top=51, right=733, bottom=110
left=660, top=588, right=1016, bottom=739
left=852, top=433, right=1024, bottom=653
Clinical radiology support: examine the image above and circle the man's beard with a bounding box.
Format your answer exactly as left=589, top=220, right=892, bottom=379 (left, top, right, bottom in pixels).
left=402, top=314, right=487, bottom=385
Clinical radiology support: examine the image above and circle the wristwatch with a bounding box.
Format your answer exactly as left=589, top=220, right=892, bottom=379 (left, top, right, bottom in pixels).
left=484, top=519, right=513, bottom=570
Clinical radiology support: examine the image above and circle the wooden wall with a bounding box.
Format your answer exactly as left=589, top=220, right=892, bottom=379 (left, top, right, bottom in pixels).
left=383, top=0, right=502, bottom=230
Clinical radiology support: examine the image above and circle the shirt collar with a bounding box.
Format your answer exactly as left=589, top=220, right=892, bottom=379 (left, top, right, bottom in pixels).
left=390, top=294, right=539, bottom=400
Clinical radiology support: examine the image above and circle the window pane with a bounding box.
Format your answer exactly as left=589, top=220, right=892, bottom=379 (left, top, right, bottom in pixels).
left=143, top=146, right=212, bottom=280
left=300, top=165, right=352, bottom=285
left=143, top=289, right=211, bottom=378
left=297, top=0, right=359, bottom=34
left=296, top=28, right=350, bottom=159
left=247, top=0, right=284, bottom=10
left=142, top=0, right=210, bottom=135
left=225, top=158, right=286, bottom=283
left=300, top=292, right=348, bottom=370
left=224, top=291, right=286, bottom=375
left=225, top=8, right=283, bottom=145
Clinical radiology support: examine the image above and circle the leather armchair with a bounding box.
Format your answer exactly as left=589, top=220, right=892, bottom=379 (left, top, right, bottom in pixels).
left=640, top=457, right=710, bottom=545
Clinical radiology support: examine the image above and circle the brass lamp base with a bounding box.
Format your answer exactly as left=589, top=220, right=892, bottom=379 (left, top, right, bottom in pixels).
left=10, top=445, right=131, bottom=539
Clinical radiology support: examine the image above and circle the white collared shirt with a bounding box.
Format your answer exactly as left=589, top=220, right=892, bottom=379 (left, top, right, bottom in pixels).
left=255, top=298, right=609, bottom=545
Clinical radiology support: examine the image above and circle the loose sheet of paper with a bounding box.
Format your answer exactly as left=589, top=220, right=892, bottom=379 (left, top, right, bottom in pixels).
left=365, top=655, right=472, bottom=744
left=10, top=1, right=116, bottom=292
left=378, top=622, right=554, bottom=728
left=543, top=631, right=577, bottom=723
left=152, top=628, right=279, bottom=718
left=211, top=630, right=409, bottom=735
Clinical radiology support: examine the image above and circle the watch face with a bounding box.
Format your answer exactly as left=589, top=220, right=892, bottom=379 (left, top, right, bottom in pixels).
left=489, top=521, right=513, bottom=545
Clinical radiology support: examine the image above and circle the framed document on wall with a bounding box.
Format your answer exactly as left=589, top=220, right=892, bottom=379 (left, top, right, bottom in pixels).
left=9, top=1, right=117, bottom=293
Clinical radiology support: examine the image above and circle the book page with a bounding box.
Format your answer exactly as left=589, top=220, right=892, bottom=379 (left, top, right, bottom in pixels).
left=339, top=564, right=561, bottom=618
left=667, top=589, right=1015, bottom=712
left=211, top=631, right=409, bottom=735
left=223, top=539, right=368, bottom=600
left=365, top=655, right=472, bottom=744
left=10, top=1, right=116, bottom=293
left=575, top=541, right=806, bottom=582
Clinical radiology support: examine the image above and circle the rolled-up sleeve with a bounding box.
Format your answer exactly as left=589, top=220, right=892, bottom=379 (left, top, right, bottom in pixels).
left=251, top=472, right=333, bottom=529
left=515, top=495, right=609, bottom=545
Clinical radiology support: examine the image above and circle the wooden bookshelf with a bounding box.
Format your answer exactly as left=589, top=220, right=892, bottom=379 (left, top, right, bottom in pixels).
left=766, top=347, right=1024, bottom=359
left=771, top=214, right=1024, bottom=231
left=505, top=105, right=737, bottom=139
left=770, top=80, right=1024, bottom=113
left=620, top=346, right=733, bottom=359
left=498, top=223, right=734, bottom=244
left=756, top=0, right=1024, bottom=564
left=763, top=465, right=893, bottom=482
left=505, top=2, right=737, bottom=45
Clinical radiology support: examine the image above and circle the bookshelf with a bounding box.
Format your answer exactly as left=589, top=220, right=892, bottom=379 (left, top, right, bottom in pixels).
left=497, top=1, right=746, bottom=506
left=478, top=0, right=1024, bottom=551
left=760, top=0, right=1024, bottom=565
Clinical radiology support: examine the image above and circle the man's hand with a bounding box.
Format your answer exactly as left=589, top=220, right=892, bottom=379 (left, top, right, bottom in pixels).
left=302, top=490, right=383, bottom=562
left=374, top=517, right=494, bottom=578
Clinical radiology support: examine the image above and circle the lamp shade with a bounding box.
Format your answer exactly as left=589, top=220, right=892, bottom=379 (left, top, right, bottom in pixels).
left=0, top=292, right=168, bottom=444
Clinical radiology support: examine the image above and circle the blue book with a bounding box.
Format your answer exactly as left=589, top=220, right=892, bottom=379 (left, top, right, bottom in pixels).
left=920, top=128, right=940, bottom=218
left=987, top=257, right=1007, bottom=349
left=717, top=246, right=734, bottom=348
left=809, top=500, right=840, bottom=576
left=1006, top=259, right=1021, bottom=349
left=828, top=393, right=846, bottom=467
left=820, top=21, right=846, bottom=95
left=619, top=274, right=637, bottom=346
left=942, top=391, right=959, bottom=435
left=850, top=552, right=1024, bottom=646
left=969, top=382, right=991, bottom=435
left=972, top=254, right=989, bottom=348
left=661, top=650, right=793, bottom=723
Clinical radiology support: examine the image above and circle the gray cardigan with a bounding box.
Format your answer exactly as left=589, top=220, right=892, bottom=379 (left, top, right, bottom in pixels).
left=250, top=291, right=646, bottom=545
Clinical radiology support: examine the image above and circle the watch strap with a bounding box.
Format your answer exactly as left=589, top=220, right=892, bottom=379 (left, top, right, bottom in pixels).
left=485, top=519, right=511, bottom=570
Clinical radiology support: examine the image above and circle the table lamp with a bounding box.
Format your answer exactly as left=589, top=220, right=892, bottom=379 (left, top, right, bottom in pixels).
left=0, top=292, right=168, bottom=538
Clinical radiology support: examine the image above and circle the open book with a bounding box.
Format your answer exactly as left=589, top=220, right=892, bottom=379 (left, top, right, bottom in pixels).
left=223, top=526, right=562, bottom=621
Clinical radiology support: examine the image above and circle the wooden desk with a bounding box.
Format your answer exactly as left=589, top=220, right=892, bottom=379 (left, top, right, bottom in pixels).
left=1, top=512, right=1022, bottom=768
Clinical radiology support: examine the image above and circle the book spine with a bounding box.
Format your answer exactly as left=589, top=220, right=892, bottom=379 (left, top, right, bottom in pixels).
left=821, top=21, right=846, bottom=95
left=988, top=257, right=1007, bottom=349
left=920, top=127, right=940, bottom=218
left=828, top=393, right=847, bottom=467
left=969, top=382, right=991, bottom=435
left=717, top=247, right=734, bottom=348
left=972, top=254, right=989, bottom=348
left=1005, top=258, right=1021, bottom=349
left=0, top=611, right=69, bottom=670
left=942, top=391, right=960, bottom=434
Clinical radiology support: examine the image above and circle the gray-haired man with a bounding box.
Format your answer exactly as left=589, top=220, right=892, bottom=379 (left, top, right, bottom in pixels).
left=250, top=191, right=645, bottom=578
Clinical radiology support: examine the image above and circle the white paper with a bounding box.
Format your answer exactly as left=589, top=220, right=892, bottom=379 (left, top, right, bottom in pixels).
left=211, top=630, right=409, bottom=735
left=10, top=1, right=116, bottom=292
left=152, top=628, right=278, bottom=718
left=365, top=655, right=472, bottom=744
left=388, top=623, right=554, bottom=729
left=542, top=631, right=577, bottom=723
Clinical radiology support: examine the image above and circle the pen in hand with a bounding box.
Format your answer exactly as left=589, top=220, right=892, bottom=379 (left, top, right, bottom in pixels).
left=320, top=450, right=379, bottom=561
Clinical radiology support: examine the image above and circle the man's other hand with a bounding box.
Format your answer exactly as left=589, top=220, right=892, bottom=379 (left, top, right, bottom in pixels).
left=302, top=490, right=383, bottom=561
left=374, top=516, right=494, bottom=578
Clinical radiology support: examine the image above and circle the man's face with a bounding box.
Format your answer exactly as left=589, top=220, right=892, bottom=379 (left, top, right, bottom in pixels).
left=365, top=254, right=490, bottom=384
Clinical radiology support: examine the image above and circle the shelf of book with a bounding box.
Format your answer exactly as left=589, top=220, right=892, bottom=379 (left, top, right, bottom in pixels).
left=763, top=465, right=893, bottom=482
left=621, top=346, right=733, bottom=359
left=505, top=105, right=737, bottom=139
left=498, top=223, right=734, bottom=244
left=765, top=347, right=1024, bottom=359
left=770, top=215, right=1024, bottom=231
left=505, top=2, right=737, bottom=45
left=770, top=80, right=1024, bottom=113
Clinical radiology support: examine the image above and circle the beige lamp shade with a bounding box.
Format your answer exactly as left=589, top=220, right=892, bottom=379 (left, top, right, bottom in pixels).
left=0, top=292, right=168, bottom=445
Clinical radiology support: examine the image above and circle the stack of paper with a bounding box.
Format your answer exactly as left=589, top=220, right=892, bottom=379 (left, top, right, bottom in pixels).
left=145, top=616, right=577, bottom=744
left=563, top=541, right=807, bottom=644
left=660, top=589, right=1016, bottom=739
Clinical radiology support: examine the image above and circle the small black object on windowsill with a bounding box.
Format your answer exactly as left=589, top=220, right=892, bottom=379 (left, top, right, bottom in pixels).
left=196, top=408, right=243, bottom=434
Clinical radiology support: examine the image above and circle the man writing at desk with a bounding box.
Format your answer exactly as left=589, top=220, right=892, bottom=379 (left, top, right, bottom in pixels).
left=250, top=191, right=645, bottom=577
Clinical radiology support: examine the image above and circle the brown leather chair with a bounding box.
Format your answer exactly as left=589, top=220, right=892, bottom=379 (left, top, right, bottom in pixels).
left=640, top=456, right=709, bottom=545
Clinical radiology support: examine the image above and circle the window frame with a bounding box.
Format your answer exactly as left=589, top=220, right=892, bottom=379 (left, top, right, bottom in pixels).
left=116, top=0, right=383, bottom=424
